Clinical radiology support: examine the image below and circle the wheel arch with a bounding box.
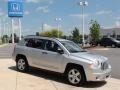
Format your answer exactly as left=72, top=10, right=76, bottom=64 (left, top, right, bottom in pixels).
left=16, top=54, right=28, bottom=64
left=64, top=63, right=86, bottom=81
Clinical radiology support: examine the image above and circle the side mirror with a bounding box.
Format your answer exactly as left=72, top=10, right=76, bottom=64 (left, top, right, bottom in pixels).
left=57, top=48, right=64, bottom=54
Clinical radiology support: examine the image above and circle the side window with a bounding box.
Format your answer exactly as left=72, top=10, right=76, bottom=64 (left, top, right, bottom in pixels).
left=25, top=38, right=35, bottom=48
left=103, top=38, right=107, bottom=42
left=102, top=39, right=105, bottom=42
left=34, top=39, right=45, bottom=49
left=107, top=38, right=112, bottom=42
left=25, top=39, right=62, bottom=52
left=45, top=40, right=62, bottom=52
left=25, top=38, right=45, bottom=49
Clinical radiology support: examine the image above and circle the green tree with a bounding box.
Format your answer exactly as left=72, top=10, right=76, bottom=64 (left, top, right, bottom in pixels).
left=90, top=20, right=100, bottom=43
left=61, top=35, right=68, bottom=39
left=2, top=35, right=9, bottom=43
left=40, top=29, right=63, bottom=38
left=36, top=32, right=40, bottom=36
left=10, top=33, right=19, bottom=43
left=71, top=27, right=81, bottom=43
left=10, top=33, right=17, bottom=39
left=40, top=31, right=52, bottom=37
left=51, top=29, right=63, bottom=37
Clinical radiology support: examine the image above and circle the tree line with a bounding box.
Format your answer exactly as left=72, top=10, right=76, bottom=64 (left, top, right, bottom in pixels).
left=36, top=20, right=101, bottom=45
left=0, top=20, right=117, bottom=45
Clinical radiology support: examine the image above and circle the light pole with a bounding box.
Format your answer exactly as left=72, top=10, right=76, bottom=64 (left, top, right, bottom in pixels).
left=11, top=19, right=14, bottom=44
left=19, top=18, right=22, bottom=41
left=0, top=19, right=1, bottom=38
left=79, top=0, right=88, bottom=46
left=42, top=22, right=45, bottom=32
left=0, top=14, right=3, bottom=39
left=55, top=18, right=62, bottom=38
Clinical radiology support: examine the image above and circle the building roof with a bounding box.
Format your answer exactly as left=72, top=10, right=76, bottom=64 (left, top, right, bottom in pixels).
left=100, top=27, right=120, bottom=36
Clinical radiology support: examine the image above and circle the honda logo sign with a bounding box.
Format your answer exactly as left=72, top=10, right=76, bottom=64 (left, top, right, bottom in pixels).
left=8, top=0, right=23, bottom=17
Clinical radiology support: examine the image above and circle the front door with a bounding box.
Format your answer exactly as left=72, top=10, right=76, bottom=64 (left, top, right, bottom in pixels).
left=38, top=40, right=64, bottom=72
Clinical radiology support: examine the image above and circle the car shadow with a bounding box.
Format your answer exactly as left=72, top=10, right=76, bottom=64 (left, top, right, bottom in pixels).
left=9, top=66, right=107, bottom=88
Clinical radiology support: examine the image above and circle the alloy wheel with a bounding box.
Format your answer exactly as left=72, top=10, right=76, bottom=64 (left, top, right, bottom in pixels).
left=68, top=69, right=81, bottom=85
left=17, top=59, right=26, bottom=71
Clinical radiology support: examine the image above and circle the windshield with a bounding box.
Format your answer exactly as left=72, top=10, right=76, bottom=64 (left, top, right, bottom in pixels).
left=110, top=38, right=120, bottom=42
left=112, top=38, right=120, bottom=42
left=61, top=41, right=86, bottom=53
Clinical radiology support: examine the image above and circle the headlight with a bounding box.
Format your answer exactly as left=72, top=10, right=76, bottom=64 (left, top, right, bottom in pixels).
left=90, top=60, right=100, bottom=68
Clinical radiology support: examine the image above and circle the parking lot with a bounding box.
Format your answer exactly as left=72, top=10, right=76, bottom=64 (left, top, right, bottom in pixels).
left=0, top=44, right=120, bottom=90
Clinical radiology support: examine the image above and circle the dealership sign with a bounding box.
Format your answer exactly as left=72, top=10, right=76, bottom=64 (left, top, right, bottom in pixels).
left=8, top=0, right=23, bottom=17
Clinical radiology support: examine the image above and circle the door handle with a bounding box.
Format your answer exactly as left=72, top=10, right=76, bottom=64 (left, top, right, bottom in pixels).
left=42, top=52, right=48, bottom=54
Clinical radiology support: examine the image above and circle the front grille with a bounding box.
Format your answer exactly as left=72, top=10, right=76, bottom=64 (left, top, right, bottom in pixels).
left=101, top=62, right=108, bottom=70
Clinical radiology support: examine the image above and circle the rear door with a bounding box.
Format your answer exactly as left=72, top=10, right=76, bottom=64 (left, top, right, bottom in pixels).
left=24, top=38, right=46, bottom=67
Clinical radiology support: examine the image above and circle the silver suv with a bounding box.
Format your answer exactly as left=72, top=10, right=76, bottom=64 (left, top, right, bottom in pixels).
left=12, top=36, right=111, bottom=86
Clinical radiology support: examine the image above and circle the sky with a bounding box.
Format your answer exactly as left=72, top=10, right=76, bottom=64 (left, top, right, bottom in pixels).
left=0, top=0, right=120, bottom=36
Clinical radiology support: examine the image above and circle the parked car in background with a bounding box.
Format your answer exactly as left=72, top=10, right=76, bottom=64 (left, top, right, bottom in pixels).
left=90, top=40, right=100, bottom=46
left=99, top=37, right=120, bottom=47
left=12, top=36, right=111, bottom=86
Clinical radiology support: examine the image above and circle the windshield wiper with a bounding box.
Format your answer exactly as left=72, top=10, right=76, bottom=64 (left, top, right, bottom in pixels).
left=70, top=50, right=80, bottom=53
left=80, top=50, right=87, bottom=52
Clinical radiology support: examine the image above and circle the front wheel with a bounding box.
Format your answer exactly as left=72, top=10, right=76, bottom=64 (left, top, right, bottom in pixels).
left=16, top=57, right=29, bottom=72
left=66, top=67, right=86, bottom=86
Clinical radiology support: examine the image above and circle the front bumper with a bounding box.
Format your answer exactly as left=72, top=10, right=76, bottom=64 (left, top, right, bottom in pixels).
left=86, top=65, right=112, bottom=81
left=92, top=68, right=111, bottom=81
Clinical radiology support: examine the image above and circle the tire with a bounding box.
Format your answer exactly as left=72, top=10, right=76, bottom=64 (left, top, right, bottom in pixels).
left=111, top=44, right=116, bottom=48
left=65, top=66, right=86, bottom=86
left=16, top=57, right=29, bottom=72
left=102, top=44, right=106, bottom=47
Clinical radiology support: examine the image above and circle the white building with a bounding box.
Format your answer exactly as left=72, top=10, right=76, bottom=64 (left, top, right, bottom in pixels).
left=100, top=27, right=120, bottom=39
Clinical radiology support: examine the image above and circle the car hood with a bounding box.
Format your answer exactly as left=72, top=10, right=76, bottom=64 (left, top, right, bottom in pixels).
left=70, top=52, right=107, bottom=62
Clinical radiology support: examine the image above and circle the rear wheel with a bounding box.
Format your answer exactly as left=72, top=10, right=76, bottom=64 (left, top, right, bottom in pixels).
left=103, top=44, right=107, bottom=47
left=66, top=66, right=86, bottom=86
left=16, top=57, right=29, bottom=72
left=111, top=44, right=116, bottom=48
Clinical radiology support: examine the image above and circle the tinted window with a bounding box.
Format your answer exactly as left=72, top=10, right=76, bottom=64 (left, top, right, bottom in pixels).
left=101, top=38, right=110, bottom=42
left=45, top=40, right=61, bottom=52
left=25, top=38, right=35, bottom=47
left=25, top=38, right=45, bottom=49
left=34, top=39, right=45, bottom=49
left=107, top=38, right=112, bottom=42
